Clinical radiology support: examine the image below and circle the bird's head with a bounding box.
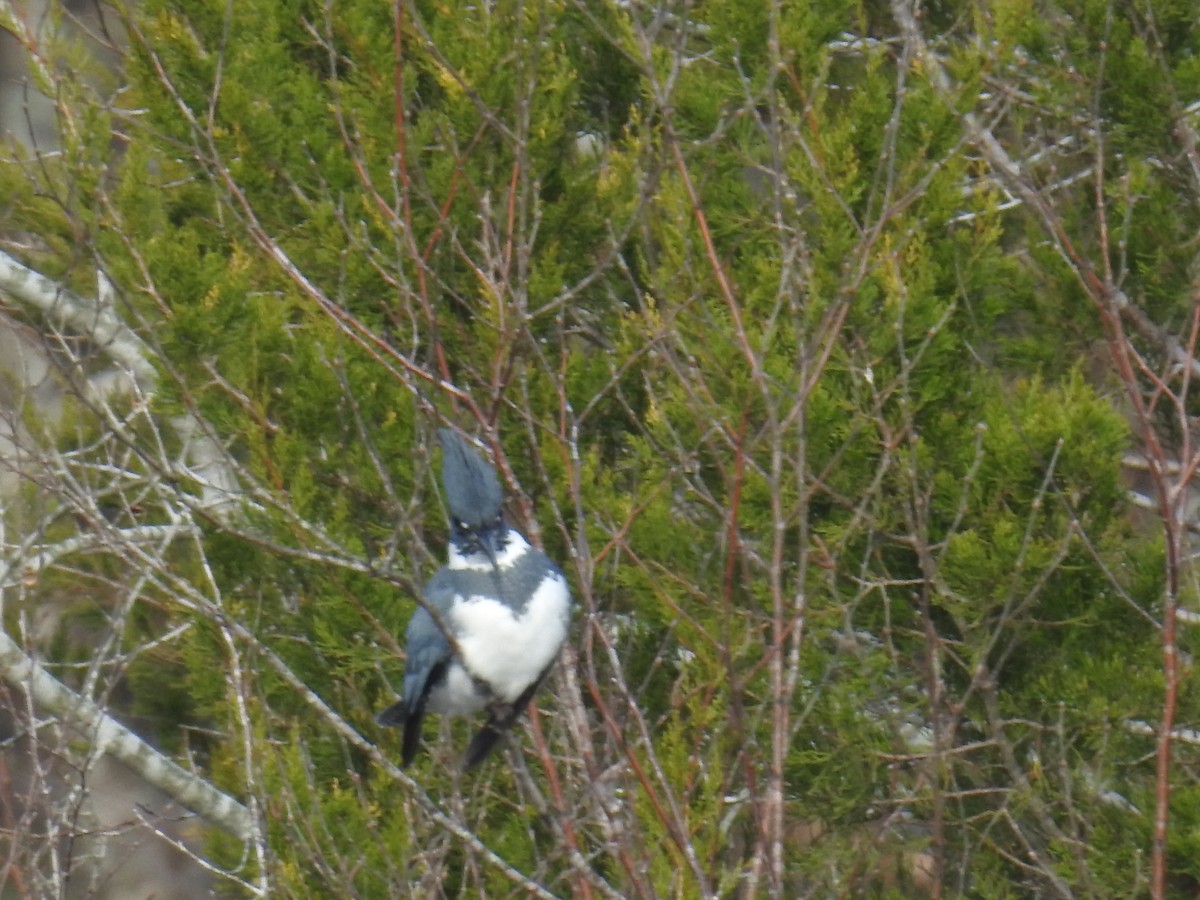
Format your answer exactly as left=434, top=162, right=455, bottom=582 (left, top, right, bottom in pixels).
left=439, top=428, right=509, bottom=568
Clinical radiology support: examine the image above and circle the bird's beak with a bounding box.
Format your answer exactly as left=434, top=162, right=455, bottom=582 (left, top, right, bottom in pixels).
left=481, top=530, right=502, bottom=570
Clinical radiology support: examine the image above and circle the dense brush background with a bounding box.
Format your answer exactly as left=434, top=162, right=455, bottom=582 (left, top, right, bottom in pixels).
left=2, top=0, right=1200, bottom=896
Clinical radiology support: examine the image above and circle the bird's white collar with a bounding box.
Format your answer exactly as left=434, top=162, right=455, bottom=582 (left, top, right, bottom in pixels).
left=448, top=529, right=531, bottom=572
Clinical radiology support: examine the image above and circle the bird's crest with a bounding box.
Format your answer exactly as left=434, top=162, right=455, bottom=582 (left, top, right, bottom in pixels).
left=439, top=428, right=503, bottom=529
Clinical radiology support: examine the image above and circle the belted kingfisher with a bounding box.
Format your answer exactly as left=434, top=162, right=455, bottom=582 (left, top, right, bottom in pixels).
left=377, top=428, right=572, bottom=770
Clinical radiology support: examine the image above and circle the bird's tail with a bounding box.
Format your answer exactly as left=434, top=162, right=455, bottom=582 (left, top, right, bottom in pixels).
left=462, top=724, right=505, bottom=771
left=377, top=700, right=427, bottom=767
left=462, top=667, right=555, bottom=770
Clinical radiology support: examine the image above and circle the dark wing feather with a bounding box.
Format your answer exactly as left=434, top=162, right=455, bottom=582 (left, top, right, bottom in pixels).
left=375, top=698, right=408, bottom=728
left=378, top=605, right=454, bottom=767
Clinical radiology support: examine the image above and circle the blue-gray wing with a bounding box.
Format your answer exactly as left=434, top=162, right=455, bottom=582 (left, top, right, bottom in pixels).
left=376, top=583, right=457, bottom=767
left=402, top=605, right=452, bottom=707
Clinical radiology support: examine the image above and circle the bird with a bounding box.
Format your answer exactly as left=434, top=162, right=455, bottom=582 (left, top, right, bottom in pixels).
left=376, top=428, right=572, bottom=770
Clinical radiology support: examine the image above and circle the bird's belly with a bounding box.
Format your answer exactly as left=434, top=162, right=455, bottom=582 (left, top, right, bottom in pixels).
left=451, top=574, right=570, bottom=703
left=425, top=662, right=489, bottom=716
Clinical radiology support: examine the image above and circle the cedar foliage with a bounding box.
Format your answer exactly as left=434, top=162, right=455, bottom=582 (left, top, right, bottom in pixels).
left=3, top=0, right=1200, bottom=895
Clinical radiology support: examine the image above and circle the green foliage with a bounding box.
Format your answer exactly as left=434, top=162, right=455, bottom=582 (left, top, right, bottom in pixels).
left=10, top=0, right=1200, bottom=894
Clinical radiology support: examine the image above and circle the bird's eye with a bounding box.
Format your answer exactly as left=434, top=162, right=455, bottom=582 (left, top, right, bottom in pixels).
left=455, top=519, right=472, bottom=534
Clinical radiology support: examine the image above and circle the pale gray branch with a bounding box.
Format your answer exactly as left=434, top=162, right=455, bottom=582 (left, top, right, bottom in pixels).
left=0, top=524, right=197, bottom=590
left=0, top=627, right=254, bottom=840
left=0, top=248, right=157, bottom=392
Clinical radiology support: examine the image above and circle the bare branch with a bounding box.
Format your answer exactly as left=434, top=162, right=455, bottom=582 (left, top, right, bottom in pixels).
left=0, top=248, right=156, bottom=393
left=0, top=627, right=254, bottom=840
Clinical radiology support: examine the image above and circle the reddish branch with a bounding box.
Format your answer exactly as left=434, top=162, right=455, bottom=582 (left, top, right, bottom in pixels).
left=392, top=1, right=453, bottom=391
left=891, top=0, right=1200, bottom=893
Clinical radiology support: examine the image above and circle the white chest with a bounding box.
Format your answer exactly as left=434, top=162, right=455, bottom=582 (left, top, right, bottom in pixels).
left=449, top=573, right=571, bottom=704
